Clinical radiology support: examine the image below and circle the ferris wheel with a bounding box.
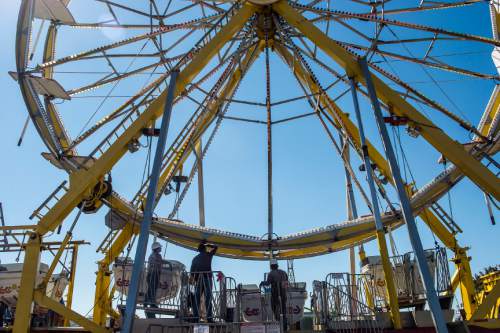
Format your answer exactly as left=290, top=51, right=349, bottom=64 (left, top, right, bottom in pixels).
left=10, top=0, right=500, bottom=331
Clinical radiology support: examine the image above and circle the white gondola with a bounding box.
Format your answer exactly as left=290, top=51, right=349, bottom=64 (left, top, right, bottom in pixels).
left=0, top=263, right=68, bottom=307
left=34, top=0, right=75, bottom=24
left=361, top=253, right=436, bottom=304
left=9, top=72, right=70, bottom=100
left=113, top=257, right=185, bottom=303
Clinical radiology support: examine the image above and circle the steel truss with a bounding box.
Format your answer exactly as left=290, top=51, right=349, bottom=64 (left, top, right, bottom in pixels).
left=11, top=0, right=500, bottom=331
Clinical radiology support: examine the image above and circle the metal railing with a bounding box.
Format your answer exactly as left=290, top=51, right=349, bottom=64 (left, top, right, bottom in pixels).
left=113, top=261, right=238, bottom=322
left=312, top=280, right=382, bottom=333
left=114, top=258, right=185, bottom=317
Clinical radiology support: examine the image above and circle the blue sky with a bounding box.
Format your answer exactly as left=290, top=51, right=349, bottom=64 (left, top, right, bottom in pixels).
left=0, top=0, right=498, bottom=317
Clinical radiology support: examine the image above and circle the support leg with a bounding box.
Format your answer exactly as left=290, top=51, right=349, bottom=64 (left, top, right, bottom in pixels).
left=94, top=262, right=111, bottom=326
left=122, top=71, right=179, bottom=332
left=359, top=57, right=448, bottom=333
left=64, top=244, right=78, bottom=326
left=348, top=77, right=402, bottom=329
left=12, top=233, right=42, bottom=333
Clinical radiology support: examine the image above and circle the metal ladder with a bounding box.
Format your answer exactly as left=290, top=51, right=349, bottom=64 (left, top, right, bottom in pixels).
left=430, top=202, right=463, bottom=234
left=29, top=180, right=69, bottom=222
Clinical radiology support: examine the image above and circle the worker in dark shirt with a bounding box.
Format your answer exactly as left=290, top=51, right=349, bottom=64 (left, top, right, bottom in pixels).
left=144, top=242, right=164, bottom=318
left=190, top=241, right=218, bottom=322
left=263, top=259, right=288, bottom=328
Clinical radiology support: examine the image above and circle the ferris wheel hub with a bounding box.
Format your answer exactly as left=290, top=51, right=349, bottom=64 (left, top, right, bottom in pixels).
left=248, top=0, right=280, bottom=5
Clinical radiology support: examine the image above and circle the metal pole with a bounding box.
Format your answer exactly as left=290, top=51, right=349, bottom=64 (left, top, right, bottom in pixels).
left=265, top=34, right=273, bottom=243
left=359, top=57, right=448, bottom=333
left=340, top=135, right=358, bottom=314
left=122, top=70, right=179, bottom=333
left=349, top=76, right=402, bottom=329
left=195, top=140, right=206, bottom=227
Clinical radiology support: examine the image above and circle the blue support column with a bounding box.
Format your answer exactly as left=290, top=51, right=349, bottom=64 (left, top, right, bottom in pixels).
left=122, top=70, right=179, bottom=333
left=349, top=75, right=402, bottom=328
left=358, top=57, right=448, bottom=333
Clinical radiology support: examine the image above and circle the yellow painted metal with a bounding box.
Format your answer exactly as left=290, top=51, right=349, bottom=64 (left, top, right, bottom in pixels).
left=0, top=224, right=36, bottom=231
left=14, top=6, right=256, bottom=331
left=64, top=244, right=78, bottom=327
left=453, top=248, right=477, bottom=318
left=471, top=274, right=500, bottom=320
left=467, top=319, right=500, bottom=330
left=414, top=204, right=477, bottom=317
left=42, top=229, right=72, bottom=287
left=274, top=0, right=500, bottom=201
left=33, top=290, right=110, bottom=333
left=375, top=229, right=402, bottom=329
left=94, top=262, right=112, bottom=326
left=34, top=3, right=257, bottom=237
left=12, top=233, right=41, bottom=333
left=94, top=222, right=137, bottom=325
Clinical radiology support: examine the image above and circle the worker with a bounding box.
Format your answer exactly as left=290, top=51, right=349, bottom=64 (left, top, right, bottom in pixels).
left=263, top=259, right=288, bottom=329
left=190, top=241, right=218, bottom=322
left=144, top=241, right=164, bottom=318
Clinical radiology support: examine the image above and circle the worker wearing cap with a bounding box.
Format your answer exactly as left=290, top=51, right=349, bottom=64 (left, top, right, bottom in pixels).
left=190, top=241, right=218, bottom=322
left=264, top=259, right=289, bottom=328
left=144, top=241, right=164, bottom=318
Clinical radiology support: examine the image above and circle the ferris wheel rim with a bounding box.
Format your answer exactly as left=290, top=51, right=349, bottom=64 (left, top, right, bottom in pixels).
left=14, top=0, right=500, bottom=259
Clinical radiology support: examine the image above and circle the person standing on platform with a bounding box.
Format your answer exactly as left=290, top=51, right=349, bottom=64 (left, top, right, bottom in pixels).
left=190, top=241, right=218, bottom=322
left=144, top=241, right=164, bottom=318
left=263, top=259, right=289, bottom=329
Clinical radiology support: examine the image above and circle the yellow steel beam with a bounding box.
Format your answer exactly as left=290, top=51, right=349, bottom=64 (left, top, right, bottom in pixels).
left=64, top=244, right=78, bottom=327
left=454, top=247, right=478, bottom=318
left=42, top=229, right=72, bottom=287
left=34, top=290, right=110, bottom=333
left=375, top=229, right=402, bottom=328
left=12, top=233, right=42, bottom=333
left=274, top=0, right=500, bottom=201
left=93, top=222, right=137, bottom=325
left=33, top=3, right=256, bottom=236
left=471, top=282, right=500, bottom=320
left=94, top=262, right=112, bottom=327
left=0, top=224, right=36, bottom=230
left=418, top=208, right=476, bottom=317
